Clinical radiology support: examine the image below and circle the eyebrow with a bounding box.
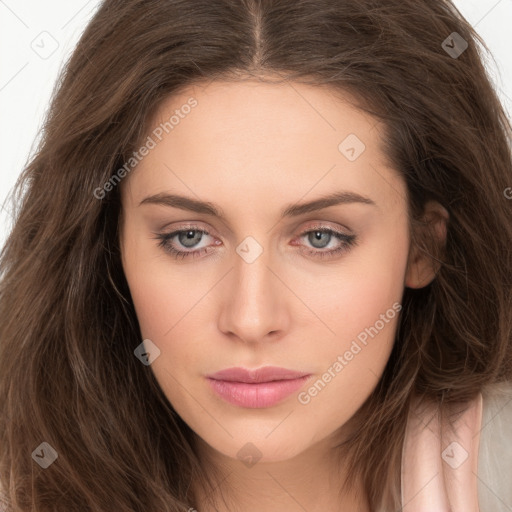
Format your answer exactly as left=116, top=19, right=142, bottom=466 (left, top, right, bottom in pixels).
left=139, top=190, right=377, bottom=218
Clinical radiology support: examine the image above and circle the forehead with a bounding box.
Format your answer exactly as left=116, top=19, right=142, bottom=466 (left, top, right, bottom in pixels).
left=148, top=79, right=381, bottom=154
left=122, top=79, right=406, bottom=216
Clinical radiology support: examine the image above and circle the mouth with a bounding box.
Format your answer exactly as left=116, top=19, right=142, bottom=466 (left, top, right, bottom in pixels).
left=206, top=366, right=311, bottom=383
left=206, top=367, right=312, bottom=408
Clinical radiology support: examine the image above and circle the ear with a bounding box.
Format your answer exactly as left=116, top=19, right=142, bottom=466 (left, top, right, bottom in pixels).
left=404, top=200, right=449, bottom=289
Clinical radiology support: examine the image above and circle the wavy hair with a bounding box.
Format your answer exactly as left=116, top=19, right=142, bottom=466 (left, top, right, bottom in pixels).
left=1, top=0, right=511, bottom=510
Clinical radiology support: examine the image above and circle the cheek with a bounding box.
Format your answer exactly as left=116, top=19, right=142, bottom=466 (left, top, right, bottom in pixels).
left=299, top=282, right=402, bottom=430
left=121, top=240, right=215, bottom=398
left=301, top=226, right=408, bottom=348
left=127, top=272, right=208, bottom=372
left=122, top=255, right=170, bottom=339
left=298, top=229, right=407, bottom=406
left=121, top=226, right=203, bottom=340
left=334, top=265, right=404, bottom=344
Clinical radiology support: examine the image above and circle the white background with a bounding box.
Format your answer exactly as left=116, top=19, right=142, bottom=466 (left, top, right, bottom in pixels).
left=1, top=0, right=511, bottom=247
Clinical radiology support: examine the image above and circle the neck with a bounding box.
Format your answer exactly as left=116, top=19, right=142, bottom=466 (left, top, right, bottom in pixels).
left=190, top=433, right=371, bottom=512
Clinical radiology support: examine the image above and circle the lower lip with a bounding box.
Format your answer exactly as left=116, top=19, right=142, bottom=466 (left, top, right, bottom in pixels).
left=206, top=375, right=312, bottom=408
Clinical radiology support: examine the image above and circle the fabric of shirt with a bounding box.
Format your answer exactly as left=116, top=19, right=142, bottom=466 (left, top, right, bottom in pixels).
left=401, top=380, right=512, bottom=511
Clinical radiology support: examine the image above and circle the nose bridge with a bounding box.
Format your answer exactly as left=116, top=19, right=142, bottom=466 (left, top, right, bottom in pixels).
left=218, top=237, right=287, bottom=342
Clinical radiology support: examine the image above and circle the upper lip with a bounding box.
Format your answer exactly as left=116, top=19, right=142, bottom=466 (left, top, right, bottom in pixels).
left=207, top=366, right=311, bottom=383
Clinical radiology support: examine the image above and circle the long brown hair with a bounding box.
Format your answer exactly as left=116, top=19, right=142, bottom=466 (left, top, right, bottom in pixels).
left=1, top=0, right=511, bottom=510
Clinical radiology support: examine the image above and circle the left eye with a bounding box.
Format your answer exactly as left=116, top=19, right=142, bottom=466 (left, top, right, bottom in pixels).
left=153, top=225, right=357, bottom=260
left=153, top=228, right=215, bottom=260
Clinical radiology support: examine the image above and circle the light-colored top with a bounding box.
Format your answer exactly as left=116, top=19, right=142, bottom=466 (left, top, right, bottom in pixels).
left=401, top=380, right=512, bottom=511
left=1, top=382, right=511, bottom=510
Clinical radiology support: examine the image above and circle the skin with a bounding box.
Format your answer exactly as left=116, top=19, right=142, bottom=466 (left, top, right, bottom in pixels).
left=119, top=79, right=448, bottom=511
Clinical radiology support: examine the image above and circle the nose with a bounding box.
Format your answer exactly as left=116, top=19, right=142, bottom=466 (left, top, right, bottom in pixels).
left=217, top=243, right=290, bottom=344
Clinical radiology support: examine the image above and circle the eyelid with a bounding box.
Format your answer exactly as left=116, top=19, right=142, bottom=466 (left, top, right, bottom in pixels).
left=156, top=219, right=353, bottom=238
left=298, top=220, right=353, bottom=235
left=156, top=219, right=213, bottom=232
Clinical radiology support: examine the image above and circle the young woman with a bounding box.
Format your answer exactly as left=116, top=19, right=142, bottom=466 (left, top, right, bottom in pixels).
left=1, top=1, right=511, bottom=511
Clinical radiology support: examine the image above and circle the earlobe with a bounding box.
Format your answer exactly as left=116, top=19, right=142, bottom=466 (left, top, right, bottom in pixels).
left=404, top=201, right=449, bottom=289
left=404, top=250, right=437, bottom=288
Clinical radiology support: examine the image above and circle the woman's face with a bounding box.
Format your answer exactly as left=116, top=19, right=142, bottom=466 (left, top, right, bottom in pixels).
left=119, top=79, right=421, bottom=464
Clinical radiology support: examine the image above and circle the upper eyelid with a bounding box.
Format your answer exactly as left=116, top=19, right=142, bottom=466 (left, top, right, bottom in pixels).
left=158, top=220, right=353, bottom=236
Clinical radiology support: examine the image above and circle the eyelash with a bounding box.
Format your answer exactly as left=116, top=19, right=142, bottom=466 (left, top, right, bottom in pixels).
left=152, top=224, right=357, bottom=261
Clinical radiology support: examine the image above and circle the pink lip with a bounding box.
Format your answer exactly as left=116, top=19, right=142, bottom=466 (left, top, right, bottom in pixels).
left=206, top=366, right=312, bottom=408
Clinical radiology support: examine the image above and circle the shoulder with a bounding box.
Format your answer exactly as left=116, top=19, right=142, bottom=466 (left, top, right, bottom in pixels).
left=400, top=383, right=512, bottom=512
left=478, top=380, right=512, bottom=512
